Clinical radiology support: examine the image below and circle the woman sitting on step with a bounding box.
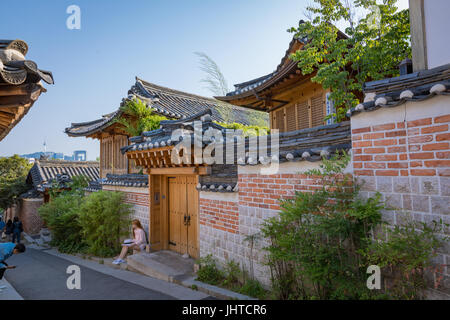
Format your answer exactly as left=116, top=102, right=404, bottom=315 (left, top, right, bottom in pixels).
left=113, top=219, right=147, bottom=265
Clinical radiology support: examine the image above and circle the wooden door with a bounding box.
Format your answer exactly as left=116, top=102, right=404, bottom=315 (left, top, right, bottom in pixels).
left=167, top=176, right=198, bottom=258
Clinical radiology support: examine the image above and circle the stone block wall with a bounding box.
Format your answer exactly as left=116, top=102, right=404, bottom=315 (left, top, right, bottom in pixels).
left=351, top=96, right=450, bottom=296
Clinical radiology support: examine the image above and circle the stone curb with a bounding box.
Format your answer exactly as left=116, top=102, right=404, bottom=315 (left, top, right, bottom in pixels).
left=175, top=276, right=257, bottom=300
left=0, top=278, right=23, bottom=300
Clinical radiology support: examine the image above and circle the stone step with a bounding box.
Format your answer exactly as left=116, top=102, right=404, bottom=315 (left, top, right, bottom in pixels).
left=126, top=250, right=194, bottom=282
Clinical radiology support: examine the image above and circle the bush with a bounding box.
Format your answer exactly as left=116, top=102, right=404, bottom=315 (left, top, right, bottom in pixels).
left=261, top=152, right=385, bottom=299
left=196, top=255, right=224, bottom=285
left=78, top=191, right=132, bottom=257
left=239, top=279, right=266, bottom=299
left=363, top=219, right=448, bottom=299
left=38, top=189, right=86, bottom=254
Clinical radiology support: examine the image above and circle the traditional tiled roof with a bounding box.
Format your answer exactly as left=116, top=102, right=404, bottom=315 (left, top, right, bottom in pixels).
left=26, top=160, right=100, bottom=192
left=129, top=78, right=267, bottom=124
left=0, top=39, right=54, bottom=141
left=216, top=27, right=347, bottom=101
left=65, top=78, right=268, bottom=137
left=124, top=109, right=351, bottom=192
left=100, top=173, right=149, bottom=188
left=347, top=64, right=450, bottom=117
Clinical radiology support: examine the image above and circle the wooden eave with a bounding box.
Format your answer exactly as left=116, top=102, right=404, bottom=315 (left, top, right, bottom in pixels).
left=0, top=82, right=45, bottom=141
left=126, top=146, right=211, bottom=175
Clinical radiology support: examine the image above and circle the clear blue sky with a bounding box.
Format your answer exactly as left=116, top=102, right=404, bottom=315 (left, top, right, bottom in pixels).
left=0, top=0, right=408, bottom=160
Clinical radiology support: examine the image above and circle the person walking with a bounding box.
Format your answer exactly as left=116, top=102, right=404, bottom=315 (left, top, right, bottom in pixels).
left=0, top=218, right=5, bottom=242
left=4, top=220, right=13, bottom=243
left=12, top=217, right=23, bottom=244
left=0, top=242, right=26, bottom=280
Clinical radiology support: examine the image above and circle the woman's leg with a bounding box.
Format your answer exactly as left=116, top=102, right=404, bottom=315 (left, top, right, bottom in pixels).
left=118, top=245, right=130, bottom=260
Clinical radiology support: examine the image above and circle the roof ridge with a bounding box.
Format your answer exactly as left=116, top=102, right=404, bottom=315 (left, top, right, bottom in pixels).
left=136, top=77, right=220, bottom=104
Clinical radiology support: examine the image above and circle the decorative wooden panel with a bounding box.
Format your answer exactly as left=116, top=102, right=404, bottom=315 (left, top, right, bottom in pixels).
left=296, top=101, right=309, bottom=130
left=311, top=95, right=325, bottom=127
left=275, top=109, right=285, bottom=132
left=285, top=105, right=297, bottom=132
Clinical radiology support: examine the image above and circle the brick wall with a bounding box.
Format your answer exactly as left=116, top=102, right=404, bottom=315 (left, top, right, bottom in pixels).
left=199, top=198, right=239, bottom=234
left=351, top=97, right=450, bottom=297
left=17, top=198, right=44, bottom=235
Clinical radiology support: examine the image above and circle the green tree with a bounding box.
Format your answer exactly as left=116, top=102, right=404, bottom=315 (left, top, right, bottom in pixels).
left=115, top=99, right=168, bottom=137
left=0, top=155, right=32, bottom=210
left=289, top=0, right=411, bottom=121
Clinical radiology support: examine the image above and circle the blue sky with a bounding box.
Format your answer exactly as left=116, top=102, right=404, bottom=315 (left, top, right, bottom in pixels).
left=0, top=0, right=408, bottom=160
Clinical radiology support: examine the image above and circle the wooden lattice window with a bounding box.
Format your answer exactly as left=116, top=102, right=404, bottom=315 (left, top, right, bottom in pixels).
left=296, top=101, right=309, bottom=130
left=285, top=105, right=297, bottom=132
left=276, top=109, right=285, bottom=132
left=311, top=95, right=325, bottom=127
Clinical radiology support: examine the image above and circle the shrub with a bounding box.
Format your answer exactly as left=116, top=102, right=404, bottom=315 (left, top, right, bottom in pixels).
left=363, top=219, right=448, bottom=299
left=78, top=191, right=132, bottom=257
left=38, top=191, right=86, bottom=254
left=239, top=279, right=266, bottom=299
left=261, top=152, right=385, bottom=299
left=196, top=255, right=225, bottom=285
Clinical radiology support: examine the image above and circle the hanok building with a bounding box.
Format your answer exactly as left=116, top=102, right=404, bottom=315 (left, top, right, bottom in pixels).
left=215, top=30, right=347, bottom=133
left=65, top=78, right=266, bottom=239
left=13, top=160, right=100, bottom=235
left=0, top=39, right=53, bottom=141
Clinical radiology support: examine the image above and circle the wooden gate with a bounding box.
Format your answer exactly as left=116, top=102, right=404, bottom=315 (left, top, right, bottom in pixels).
left=168, top=176, right=199, bottom=259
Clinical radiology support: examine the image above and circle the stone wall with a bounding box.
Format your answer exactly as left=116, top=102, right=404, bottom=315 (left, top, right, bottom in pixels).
left=351, top=95, right=450, bottom=296
left=198, top=161, right=324, bottom=286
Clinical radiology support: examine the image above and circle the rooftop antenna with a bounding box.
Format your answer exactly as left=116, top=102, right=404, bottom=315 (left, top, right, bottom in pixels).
left=43, top=139, right=47, bottom=153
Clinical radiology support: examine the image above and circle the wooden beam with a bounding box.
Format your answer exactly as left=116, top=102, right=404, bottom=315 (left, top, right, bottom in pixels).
left=147, top=166, right=211, bottom=176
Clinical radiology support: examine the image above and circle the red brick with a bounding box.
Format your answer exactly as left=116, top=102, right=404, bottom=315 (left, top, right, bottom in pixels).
left=409, top=135, right=433, bottom=144
left=354, top=170, right=374, bottom=176
left=388, top=162, right=409, bottom=169
left=434, top=114, right=450, bottom=123
left=398, top=138, right=406, bottom=145
left=410, top=161, right=423, bottom=167
left=353, top=141, right=372, bottom=148
left=400, top=170, right=409, bottom=176
left=407, top=128, right=420, bottom=136
left=397, top=122, right=406, bottom=129
left=422, top=124, right=448, bottom=134
left=408, top=145, right=421, bottom=152
left=436, top=151, right=450, bottom=159
left=365, top=162, right=386, bottom=169
left=352, top=127, right=371, bottom=134
left=363, top=132, right=385, bottom=140
left=399, top=154, right=407, bottom=160
left=365, top=147, right=386, bottom=154
left=353, top=148, right=362, bottom=154
left=385, top=130, right=406, bottom=137
left=387, top=146, right=406, bottom=153
left=374, top=154, right=397, bottom=161
left=375, top=170, right=398, bottom=176
left=410, top=169, right=436, bottom=176
left=374, top=139, right=397, bottom=146
left=436, top=133, right=450, bottom=142
left=422, top=143, right=449, bottom=151
left=407, top=118, right=432, bottom=128
left=424, top=160, right=450, bottom=167
left=409, top=152, right=434, bottom=159
left=353, top=155, right=373, bottom=161
left=353, top=162, right=363, bottom=169
left=353, top=134, right=362, bottom=141
left=438, top=169, right=450, bottom=176
left=373, top=123, right=396, bottom=131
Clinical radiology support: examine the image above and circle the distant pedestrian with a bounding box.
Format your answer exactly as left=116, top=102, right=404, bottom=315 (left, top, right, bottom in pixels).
left=0, top=242, right=26, bottom=280
left=0, top=218, right=5, bottom=242
left=12, top=217, right=23, bottom=244
left=4, top=220, right=13, bottom=242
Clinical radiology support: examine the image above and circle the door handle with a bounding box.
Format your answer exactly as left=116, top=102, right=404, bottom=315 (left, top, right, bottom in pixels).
left=187, top=215, right=191, bottom=226
left=183, top=215, right=187, bottom=226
